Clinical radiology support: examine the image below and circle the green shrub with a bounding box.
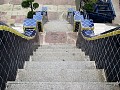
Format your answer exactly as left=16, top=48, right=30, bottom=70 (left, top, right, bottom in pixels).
left=83, top=0, right=98, bottom=12
left=27, top=11, right=35, bottom=18
left=21, top=0, right=39, bottom=18
left=33, top=3, right=39, bottom=10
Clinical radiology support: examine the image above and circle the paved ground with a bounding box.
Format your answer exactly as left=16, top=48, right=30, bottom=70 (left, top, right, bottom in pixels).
left=1, top=0, right=75, bottom=5
left=0, top=4, right=75, bottom=24
left=0, top=0, right=75, bottom=25
left=44, top=20, right=73, bottom=32
left=39, top=17, right=77, bottom=45
left=39, top=32, right=78, bottom=45
left=0, top=0, right=77, bottom=45
left=0, top=0, right=118, bottom=45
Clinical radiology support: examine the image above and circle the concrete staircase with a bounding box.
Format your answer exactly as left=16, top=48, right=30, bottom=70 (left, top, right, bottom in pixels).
left=6, top=44, right=119, bottom=90
left=3, top=0, right=120, bottom=89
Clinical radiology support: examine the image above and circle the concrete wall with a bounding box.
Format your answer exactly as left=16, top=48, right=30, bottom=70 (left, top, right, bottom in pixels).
left=112, top=0, right=120, bottom=24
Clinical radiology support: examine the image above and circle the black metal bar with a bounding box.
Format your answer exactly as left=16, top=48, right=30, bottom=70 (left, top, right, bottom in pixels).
left=76, top=27, right=120, bottom=83
left=0, top=23, right=39, bottom=90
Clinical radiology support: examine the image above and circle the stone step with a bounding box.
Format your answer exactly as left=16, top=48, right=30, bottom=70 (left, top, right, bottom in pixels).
left=37, top=47, right=79, bottom=49
left=31, top=56, right=90, bottom=61
left=35, top=49, right=82, bottom=53
left=38, top=45, right=78, bottom=49
left=6, top=82, right=119, bottom=90
left=15, top=69, right=104, bottom=82
left=43, top=20, right=73, bottom=32
left=33, top=52, right=86, bottom=58
left=37, top=47, right=80, bottom=49
left=24, top=61, right=96, bottom=69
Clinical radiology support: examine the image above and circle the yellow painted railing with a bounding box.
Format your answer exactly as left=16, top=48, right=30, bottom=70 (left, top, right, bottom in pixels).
left=82, top=29, right=120, bottom=41
left=0, top=25, right=35, bottom=40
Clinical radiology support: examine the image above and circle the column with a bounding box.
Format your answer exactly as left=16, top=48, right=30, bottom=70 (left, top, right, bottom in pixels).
left=75, top=0, right=81, bottom=11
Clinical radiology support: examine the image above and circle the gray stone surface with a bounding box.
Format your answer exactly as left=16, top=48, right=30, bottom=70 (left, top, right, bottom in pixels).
left=43, top=20, right=73, bottom=32
left=32, top=44, right=89, bottom=61
left=34, top=50, right=84, bottom=54
left=31, top=56, right=89, bottom=61
left=33, top=52, right=85, bottom=58
left=38, top=44, right=78, bottom=49
left=2, top=0, right=120, bottom=89
left=15, top=69, right=104, bottom=82
left=32, top=46, right=90, bottom=61
left=6, top=82, right=120, bottom=90
left=24, top=61, right=96, bottom=69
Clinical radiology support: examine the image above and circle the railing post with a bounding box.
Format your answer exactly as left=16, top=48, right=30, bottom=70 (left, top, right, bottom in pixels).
left=41, top=7, right=48, bottom=24
left=67, top=8, right=75, bottom=24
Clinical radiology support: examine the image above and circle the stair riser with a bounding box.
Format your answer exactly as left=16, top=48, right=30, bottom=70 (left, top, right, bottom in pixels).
left=6, top=82, right=119, bottom=90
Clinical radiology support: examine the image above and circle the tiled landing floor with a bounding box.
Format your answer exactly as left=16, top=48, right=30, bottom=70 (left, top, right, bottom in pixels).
left=40, top=32, right=78, bottom=45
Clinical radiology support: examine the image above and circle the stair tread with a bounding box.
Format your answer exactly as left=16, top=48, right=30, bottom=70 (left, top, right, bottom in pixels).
left=6, top=82, right=119, bottom=90
left=39, top=45, right=77, bottom=47
left=24, top=61, right=96, bottom=69
left=31, top=56, right=90, bottom=61
left=33, top=52, right=85, bottom=55
left=35, top=49, right=82, bottom=52
left=32, top=51, right=86, bottom=58
left=16, top=69, right=104, bottom=82
left=34, top=52, right=83, bottom=55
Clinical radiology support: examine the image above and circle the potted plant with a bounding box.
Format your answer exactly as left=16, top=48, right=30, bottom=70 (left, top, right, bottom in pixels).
left=21, top=0, right=39, bottom=18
